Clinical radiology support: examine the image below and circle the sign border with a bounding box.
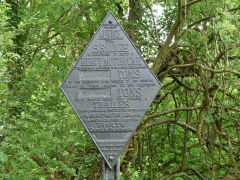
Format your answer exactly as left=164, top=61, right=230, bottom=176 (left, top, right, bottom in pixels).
left=60, top=11, right=161, bottom=169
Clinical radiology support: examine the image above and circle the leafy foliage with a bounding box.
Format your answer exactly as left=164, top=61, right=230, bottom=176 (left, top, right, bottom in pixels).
left=0, top=0, right=239, bottom=179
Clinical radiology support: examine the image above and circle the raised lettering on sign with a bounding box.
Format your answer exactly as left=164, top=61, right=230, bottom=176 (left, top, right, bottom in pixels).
left=92, top=43, right=128, bottom=52
left=117, top=88, right=141, bottom=98
left=98, top=29, right=123, bottom=40
left=117, top=69, right=140, bottom=79
left=61, top=12, right=161, bottom=169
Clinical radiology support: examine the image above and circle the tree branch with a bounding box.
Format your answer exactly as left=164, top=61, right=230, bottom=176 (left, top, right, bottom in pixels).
left=163, top=165, right=206, bottom=180
left=143, top=106, right=201, bottom=124
left=138, top=118, right=197, bottom=134
left=188, top=6, right=240, bottom=29
left=115, top=2, right=124, bottom=21
left=227, top=5, right=240, bottom=12
left=181, top=0, right=203, bottom=9
left=152, top=0, right=183, bottom=75
left=172, top=76, right=204, bottom=92
left=159, top=63, right=240, bottom=78
left=134, top=12, right=159, bottom=44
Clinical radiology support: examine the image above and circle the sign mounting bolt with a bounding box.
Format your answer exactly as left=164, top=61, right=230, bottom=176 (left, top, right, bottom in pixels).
left=109, top=156, right=114, bottom=161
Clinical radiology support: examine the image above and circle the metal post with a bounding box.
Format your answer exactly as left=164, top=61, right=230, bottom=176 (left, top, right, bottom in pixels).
left=102, top=158, right=120, bottom=180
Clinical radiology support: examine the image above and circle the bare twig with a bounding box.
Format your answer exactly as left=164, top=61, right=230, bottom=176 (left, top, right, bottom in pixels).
left=181, top=0, right=203, bottom=9
left=137, top=118, right=197, bottom=134
left=143, top=106, right=201, bottom=124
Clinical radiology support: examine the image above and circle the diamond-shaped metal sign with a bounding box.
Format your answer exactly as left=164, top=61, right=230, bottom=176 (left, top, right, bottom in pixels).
left=61, top=12, right=161, bottom=169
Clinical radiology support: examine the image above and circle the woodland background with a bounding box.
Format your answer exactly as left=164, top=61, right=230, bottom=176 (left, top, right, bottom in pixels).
left=0, top=0, right=240, bottom=179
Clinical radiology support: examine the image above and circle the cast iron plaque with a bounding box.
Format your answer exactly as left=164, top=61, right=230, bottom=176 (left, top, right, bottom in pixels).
left=61, top=12, right=161, bottom=169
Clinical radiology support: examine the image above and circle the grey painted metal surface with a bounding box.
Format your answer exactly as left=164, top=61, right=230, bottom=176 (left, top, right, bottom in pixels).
left=61, top=11, right=161, bottom=169
left=102, top=158, right=120, bottom=180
